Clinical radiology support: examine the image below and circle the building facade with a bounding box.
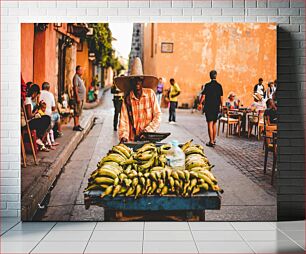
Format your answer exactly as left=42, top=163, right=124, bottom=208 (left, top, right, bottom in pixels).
left=143, top=23, right=277, bottom=108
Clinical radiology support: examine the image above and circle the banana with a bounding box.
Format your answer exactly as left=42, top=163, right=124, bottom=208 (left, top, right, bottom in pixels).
left=158, top=179, right=165, bottom=189
left=135, top=184, right=142, bottom=199
left=124, top=178, right=132, bottom=187
left=186, top=160, right=207, bottom=171
left=144, top=172, right=150, bottom=178
left=200, top=169, right=217, bottom=183
left=101, top=153, right=126, bottom=164
left=190, top=171, right=198, bottom=179
left=119, top=186, right=127, bottom=194
left=137, top=143, right=156, bottom=153
left=119, top=173, right=127, bottom=182
left=181, top=139, right=193, bottom=152
left=97, top=168, right=118, bottom=179
left=139, top=155, right=156, bottom=171
left=112, top=146, right=129, bottom=159
left=142, top=186, right=147, bottom=195
left=112, top=185, right=122, bottom=197
left=184, top=146, right=205, bottom=156
left=151, top=181, right=157, bottom=193
left=155, top=171, right=161, bottom=180
left=84, top=184, right=100, bottom=192
left=101, top=185, right=113, bottom=197
left=160, top=186, right=168, bottom=196
left=113, top=177, right=120, bottom=186
left=140, top=176, right=146, bottom=186
left=94, top=177, right=114, bottom=185
left=169, top=176, right=175, bottom=189
left=132, top=178, right=139, bottom=187
left=198, top=183, right=209, bottom=191
left=100, top=184, right=110, bottom=189
left=166, top=168, right=172, bottom=179
left=171, top=171, right=180, bottom=180
left=118, top=143, right=132, bottom=156
left=160, top=144, right=172, bottom=154
left=184, top=170, right=190, bottom=182
left=135, top=151, right=154, bottom=161
left=150, top=166, right=164, bottom=172
left=146, top=178, right=151, bottom=189
left=126, top=187, right=135, bottom=196
left=120, top=156, right=137, bottom=166
left=190, top=178, right=197, bottom=188
left=115, top=145, right=131, bottom=158
left=161, top=170, right=167, bottom=181
left=177, top=170, right=185, bottom=180
left=124, top=164, right=132, bottom=174
left=147, top=186, right=152, bottom=195
left=150, top=171, right=157, bottom=181
left=198, top=173, right=214, bottom=187
left=192, top=186, right=200, bottom=195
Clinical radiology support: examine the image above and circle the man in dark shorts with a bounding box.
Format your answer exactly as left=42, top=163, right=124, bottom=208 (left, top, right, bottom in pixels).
left=198, top=70, right=223, bottom=147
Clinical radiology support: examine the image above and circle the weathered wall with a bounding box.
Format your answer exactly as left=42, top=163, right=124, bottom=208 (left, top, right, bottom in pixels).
left=144, top=23, right=277, bottom=108
left=33, top=24, right=57, bottom=94
left=76, top=40, right=92, bottom=96
left=20, top=24, right=34, bottom=83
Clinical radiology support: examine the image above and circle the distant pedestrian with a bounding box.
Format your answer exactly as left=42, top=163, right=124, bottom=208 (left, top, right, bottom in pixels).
left=72, top=65, right=86, bottom=131
left=253, top=78, right=265, bottom=97
left=156, top=77, right=164, bottom=106
left=111, top=81, right=124, bottom=131
left=169, top=78, right=181, bottom=124
left=265, top=81, right=276, bottom=100
left=198, top=70, right=223, bottom=147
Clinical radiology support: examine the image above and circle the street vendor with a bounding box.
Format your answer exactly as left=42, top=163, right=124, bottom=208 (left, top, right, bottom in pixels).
left=114, top=57, right=162, bottom=143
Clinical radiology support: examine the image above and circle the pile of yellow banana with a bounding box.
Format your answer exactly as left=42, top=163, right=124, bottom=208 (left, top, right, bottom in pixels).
left=84, top=141, right=222, bottom=198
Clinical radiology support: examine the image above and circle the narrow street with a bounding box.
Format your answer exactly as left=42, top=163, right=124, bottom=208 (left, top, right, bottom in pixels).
left=39, top=90, right=276, bottom=221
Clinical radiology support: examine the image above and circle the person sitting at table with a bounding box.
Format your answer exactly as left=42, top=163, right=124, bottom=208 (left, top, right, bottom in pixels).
left=264, top=98, right=277, bottom=132
left=250, top=93, right=266, bottom=112
left=225, top=92, right=240, bottom=109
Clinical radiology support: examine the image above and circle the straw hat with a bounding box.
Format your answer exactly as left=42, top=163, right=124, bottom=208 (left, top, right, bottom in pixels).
left=253, top=93, right=263, bottom=101
left=114, top=57, right=158, bottom=93
left=228, top=91, right=236, bottom=99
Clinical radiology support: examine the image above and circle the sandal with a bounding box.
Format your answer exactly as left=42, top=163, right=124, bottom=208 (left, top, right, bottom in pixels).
left=206, top=142, right=215, bottom=147
left=51, top=142, right=60, bottom=146
left=39, top=145, right=50, bottom=152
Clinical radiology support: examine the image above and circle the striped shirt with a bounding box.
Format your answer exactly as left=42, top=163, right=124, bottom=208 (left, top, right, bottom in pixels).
left=119, top=88, right=162, bottom=141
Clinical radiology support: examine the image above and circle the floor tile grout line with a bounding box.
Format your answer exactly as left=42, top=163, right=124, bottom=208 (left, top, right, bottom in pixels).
left=187, top=221, right=200, bottom=254
left=230, top=222, right=256, bottom=254
left=29, top=222, right=58, bottom=254
left=0, top=220, right=21, bottom=236
left=276, top=227, right=306, bottom=251
left=142, top=221, right=145, bottom=254
left=83, top=222, right=98, bottom=254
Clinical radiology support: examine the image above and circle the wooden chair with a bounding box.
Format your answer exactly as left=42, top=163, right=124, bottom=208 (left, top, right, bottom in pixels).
left=21, top=100, right=38, bottom=166
left=263, top=130, right=277, bottom=185
left=218, top=107, right=241, bottom=137
left=248, top=110, right=264, bottom=140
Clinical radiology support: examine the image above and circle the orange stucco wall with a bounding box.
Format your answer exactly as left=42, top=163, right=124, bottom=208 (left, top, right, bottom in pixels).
left=33, top=24, right=57, bottom=94
left=143, top=23, right=277, bottom=108
left=21, top=24, right=34, bottom=83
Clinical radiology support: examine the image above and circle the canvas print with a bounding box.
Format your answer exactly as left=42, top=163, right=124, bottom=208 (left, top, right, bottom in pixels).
left=21, top=23, right=277, bottom=221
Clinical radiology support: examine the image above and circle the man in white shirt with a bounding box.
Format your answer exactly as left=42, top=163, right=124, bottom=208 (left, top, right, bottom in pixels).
left=253, top=78, right=265, bottom=97
left=40, top=82, right=62, bottom=137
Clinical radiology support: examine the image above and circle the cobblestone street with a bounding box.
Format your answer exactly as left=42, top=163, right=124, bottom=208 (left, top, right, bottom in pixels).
left=40, top=90, right=276, bottom=221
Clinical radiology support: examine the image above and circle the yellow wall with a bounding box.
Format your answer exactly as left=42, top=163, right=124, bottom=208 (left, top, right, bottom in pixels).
left=143, top=23, right=277, bottom=108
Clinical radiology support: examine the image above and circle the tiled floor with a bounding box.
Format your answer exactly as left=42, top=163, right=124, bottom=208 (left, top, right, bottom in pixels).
left=0, top=219, right=304, bottom=253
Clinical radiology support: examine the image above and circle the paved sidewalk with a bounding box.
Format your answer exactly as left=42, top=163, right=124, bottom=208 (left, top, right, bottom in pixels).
left=21, top=110, right=95, bottom=221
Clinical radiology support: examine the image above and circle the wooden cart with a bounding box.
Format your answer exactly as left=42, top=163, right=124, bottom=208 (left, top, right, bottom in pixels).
left=84, top=190, right=221, bottom=221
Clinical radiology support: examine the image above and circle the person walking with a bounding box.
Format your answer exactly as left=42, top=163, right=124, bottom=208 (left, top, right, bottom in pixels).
left=72, top=65, right=86, bottom=131
left=169, top=78, right=181, bottom=124
left=156, top=77, right=164, bottom=106
left=198, top=70, right=223, bottom=147
left=111, top=82, right=124, bottom=131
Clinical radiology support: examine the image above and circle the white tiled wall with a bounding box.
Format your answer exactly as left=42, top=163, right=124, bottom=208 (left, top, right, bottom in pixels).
left=0, top=0, right=305, bottom=218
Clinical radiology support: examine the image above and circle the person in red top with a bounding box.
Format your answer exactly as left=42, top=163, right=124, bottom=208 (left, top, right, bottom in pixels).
left=114, top=57, right=162, bottom=142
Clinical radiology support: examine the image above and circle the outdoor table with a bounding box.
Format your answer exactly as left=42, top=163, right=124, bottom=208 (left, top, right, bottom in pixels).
left=84, top=190, right=221, bottom=221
